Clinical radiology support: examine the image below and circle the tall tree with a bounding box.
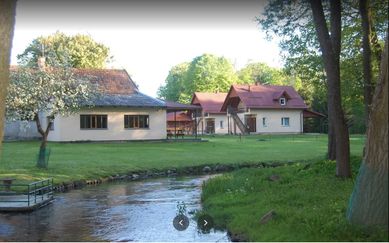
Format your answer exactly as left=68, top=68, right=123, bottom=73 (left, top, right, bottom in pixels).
left=310, top=0, right=351, bottom=177
left=157, top=62, right=189, bottom=101
left=158, top=54, right=237, bottom=103
left=347, top=33, right=388, bottom=227
left=237, top=62, right=296, bottom=86
left=359, top=0, right=374, bottom=126
left=0, top=0, right=16, bottom=151
left=6, top=66, right=97, bottom=167
left=182, top=54, right=237, bottom=103
left=17, top=32, right=112, bottom=68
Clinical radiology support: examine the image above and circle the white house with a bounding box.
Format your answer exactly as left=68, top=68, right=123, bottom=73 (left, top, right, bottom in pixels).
left=5, top=69, right=167, bottom=141
left=191, top=92, right=229, bottom=134
left=221, top=84, right=309, bottom=134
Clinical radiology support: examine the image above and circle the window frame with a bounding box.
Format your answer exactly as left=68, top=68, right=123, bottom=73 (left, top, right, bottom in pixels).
left=124, top=115, right=150, bottom=129
left=262, top=117, right=267, bottom=127
left=80, top=114, right=108, bottom=129
left=279, top=97, right=286, bottom=106
left=281, top=117, right=290, bottom=127
left=220, top=120, right=224, bottom=129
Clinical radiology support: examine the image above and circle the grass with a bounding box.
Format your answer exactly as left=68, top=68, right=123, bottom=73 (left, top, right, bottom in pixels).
left=201, top=157, right=388, bottom=242
left=0, top=134, right=364, bottom=185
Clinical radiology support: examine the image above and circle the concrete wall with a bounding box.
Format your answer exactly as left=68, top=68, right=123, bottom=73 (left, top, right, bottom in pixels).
left=197, top=114, right=228, bottom=134
left=3, top=120, right=40, bottom=140
left=233, top=109, right=303, bottom=134
left=47, top=107, right=167, bottom=141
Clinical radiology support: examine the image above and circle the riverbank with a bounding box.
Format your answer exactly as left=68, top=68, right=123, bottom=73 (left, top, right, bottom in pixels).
left=0, top=134, right=364, bottom=186
left=201, top=156, right=388, bottom=241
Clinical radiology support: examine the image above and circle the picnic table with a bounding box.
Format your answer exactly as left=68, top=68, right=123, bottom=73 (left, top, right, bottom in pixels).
left=167, top=129, right=185, bottom=139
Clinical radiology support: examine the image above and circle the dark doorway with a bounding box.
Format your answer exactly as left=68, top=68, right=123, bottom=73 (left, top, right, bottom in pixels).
left=245, top=115, right=256, bottom=133
left=205, top=118, right=215, bottom=134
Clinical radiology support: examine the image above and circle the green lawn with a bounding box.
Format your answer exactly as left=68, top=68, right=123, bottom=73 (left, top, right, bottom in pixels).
left=0, top=134, right=364, bottom=184
left=201, top=157, right=388, bottom=241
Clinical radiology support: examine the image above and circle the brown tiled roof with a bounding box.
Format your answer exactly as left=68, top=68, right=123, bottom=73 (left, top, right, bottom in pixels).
left=10, top=66, right=165, bottom=108
left=73, top=69, right=138, bottom=94
left=221, top=84, right=307, bottom=111
left=191, top=92, right=227, bottom=114
left=167, top=111, right=192, bottom=122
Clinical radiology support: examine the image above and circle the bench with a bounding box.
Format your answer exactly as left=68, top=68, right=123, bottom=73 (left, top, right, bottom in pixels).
left=0, top=178, right=15, bottom=192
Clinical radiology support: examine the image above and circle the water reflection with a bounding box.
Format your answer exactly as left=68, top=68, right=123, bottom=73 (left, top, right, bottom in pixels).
left=0, top=175, right=229, bottom=242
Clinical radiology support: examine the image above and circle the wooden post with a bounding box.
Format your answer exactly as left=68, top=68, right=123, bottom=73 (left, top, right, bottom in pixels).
left=174, top=111, right=177, bottom=139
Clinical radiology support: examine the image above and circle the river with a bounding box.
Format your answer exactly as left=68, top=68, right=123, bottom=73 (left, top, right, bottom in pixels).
left=0, top=175, right=229, bottom=242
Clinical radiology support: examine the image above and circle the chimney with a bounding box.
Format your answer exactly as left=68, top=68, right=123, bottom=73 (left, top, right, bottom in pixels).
left=37, top=56, right=46, bottom=70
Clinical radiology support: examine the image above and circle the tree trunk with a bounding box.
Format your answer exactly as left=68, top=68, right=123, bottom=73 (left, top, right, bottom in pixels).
left=0, top=0, right=17, bottom=151
left=359, top=0, right=374, bottom=127
left=327, top=115, right=336, bottom=160
left=35, top=114, right=51, bottom=168
left=347, top=34, right=388, bottom=227
left=310, top=0, right=351, bottom=177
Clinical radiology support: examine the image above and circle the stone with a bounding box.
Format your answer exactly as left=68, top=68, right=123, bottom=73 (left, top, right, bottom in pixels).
left=214, top=164, right=228, bottom=172
left=267, top=174, right=280, bottom=181
left=132, top=174, right=139, bottom=180
left=259, top=210, right=276, bottom=225
left=202, top=166, right=212, bottom=173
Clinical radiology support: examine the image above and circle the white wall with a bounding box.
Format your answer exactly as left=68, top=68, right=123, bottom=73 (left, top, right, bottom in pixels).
left=47, top=107, right=167, bottom=141
left=196, top=113, right=228, bottom=134
left=235, top=109, right=303, bottom=134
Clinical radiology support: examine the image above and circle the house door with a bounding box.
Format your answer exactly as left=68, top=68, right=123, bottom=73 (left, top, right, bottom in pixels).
left=205, top=119, right=215, bottom=134
left=245, top=115, right=256, bottom=133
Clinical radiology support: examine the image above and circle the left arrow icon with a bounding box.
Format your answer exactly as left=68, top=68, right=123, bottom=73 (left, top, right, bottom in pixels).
left=173, top=215, right=189, bottom=231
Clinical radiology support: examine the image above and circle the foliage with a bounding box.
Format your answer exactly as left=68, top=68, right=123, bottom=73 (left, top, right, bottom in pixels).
left=237, top=62, right=297, bottom=86
left=158, top=54, right=237, bottom=103
left=258, top=0, right=388, bottom=134
left=0, top=134, right=364, bottom=185
left=157, top=62, right=189, bottom=101
left=6, top=66, right=96, bottom=122
left=17, top=31, right=112, bottom=68
left=201, top=156, right=388, bottom=241
left=180, top=54, right=238, bottom=103
left=158, top=55, right=301, bottom=104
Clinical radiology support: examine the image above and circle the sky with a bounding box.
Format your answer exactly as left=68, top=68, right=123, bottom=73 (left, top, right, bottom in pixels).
left=10, top=0, right=282, bottom=97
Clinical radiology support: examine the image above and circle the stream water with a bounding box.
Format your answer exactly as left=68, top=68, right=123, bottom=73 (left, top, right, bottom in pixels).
left=0, top=175, right=229, bottom=242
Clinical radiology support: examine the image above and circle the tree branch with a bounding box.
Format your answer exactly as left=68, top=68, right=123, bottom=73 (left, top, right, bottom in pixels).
left=34, top=113, right=45, bottom=136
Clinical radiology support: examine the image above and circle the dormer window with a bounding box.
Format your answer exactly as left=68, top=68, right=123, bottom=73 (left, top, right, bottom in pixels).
left=279, top=97, right=286, bottom=106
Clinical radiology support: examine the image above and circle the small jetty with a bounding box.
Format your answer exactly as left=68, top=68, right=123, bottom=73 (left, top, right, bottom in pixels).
left=0, top=178, right=54, bottom=212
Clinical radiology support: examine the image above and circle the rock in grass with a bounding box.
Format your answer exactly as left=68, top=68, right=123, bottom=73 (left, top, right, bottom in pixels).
left=202, top=166, right=212, bottom=173
left=259, top=210, right=276, bottom=225
left=267, top=174, right=280, bottom=181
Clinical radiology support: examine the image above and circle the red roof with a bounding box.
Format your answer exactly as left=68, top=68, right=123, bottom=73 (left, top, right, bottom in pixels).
left=191, top=92, right=227, bottom=114
left=167, top=111, right=192, bottom=122
left=221, top=84, right=307, bottom=111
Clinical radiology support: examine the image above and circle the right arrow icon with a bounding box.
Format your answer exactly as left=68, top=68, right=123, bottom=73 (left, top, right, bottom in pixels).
left=197, top=214, right=214, bottom=233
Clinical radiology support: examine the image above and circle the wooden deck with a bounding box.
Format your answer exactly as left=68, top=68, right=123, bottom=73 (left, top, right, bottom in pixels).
left=0, top=193, right=53, bottom=212
left=0, top=178, right=54, bottom=212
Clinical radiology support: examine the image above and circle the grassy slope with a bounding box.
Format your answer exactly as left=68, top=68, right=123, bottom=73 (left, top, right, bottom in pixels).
left=0, top=134, right=364, bottom=184
left=201, top=157, right=388, bottom=241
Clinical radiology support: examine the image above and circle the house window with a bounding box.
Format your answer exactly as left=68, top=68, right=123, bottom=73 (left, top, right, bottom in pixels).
left=80, top=115, right=108, bottom=129
left=281, top=117, right=290, bottom=127
left=124, top=115, right=149, bottom=129
left=220, top=120, right=224, bottom=129
left=280, top=97, right=286, bottom=106
left=262, top=117, right=267, bottom=127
